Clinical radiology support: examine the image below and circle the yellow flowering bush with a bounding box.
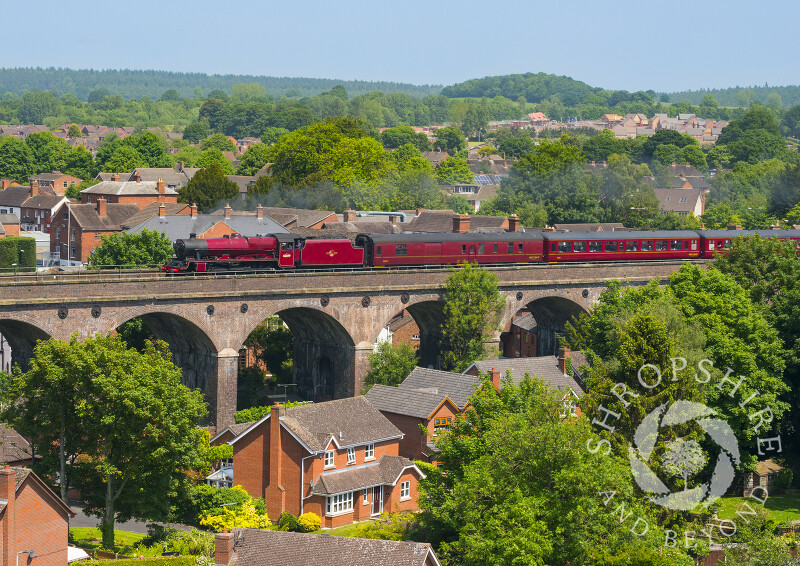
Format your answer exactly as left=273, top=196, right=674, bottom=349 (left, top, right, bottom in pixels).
left=199, top=499, right=270, bottom=532
left=297, top=512, right=321, bottom=533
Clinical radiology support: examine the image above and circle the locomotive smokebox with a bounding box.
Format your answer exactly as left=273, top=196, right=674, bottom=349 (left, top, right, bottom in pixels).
left=174, top=238, right=209, bottom=260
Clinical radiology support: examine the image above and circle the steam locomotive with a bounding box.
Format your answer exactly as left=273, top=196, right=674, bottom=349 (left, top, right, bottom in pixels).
left=162, top=229, right=800, bottom=274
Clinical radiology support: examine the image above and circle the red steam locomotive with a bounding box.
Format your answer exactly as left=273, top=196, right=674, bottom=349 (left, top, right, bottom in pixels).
left=162, top=229, right=800, bottom=273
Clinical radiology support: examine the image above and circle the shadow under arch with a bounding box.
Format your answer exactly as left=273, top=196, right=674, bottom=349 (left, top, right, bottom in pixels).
left=272, top=307, right=356, bottom=402
left=525, top=296, right=588, bottom=357
left=0, top=320, right=51, bottom=372
left=403, top=300, right=446, bottom=370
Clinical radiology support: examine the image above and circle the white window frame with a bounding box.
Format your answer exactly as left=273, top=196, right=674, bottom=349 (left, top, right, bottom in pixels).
left=400, top=481, right=411, bottom=501
left=346, top=447, right=355, bottom=465
left=324, top=450, right=335, bottom=469
left=326, top=491, right=353, bottom=516
left=364, top=443, right=375, bottom=461
left=363, top=489, right=370, bottom=505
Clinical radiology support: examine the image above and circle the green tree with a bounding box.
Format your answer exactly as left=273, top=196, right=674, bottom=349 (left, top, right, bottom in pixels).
left=88, top=229, right=173, bottom=268
left=440, top=263, right=505, bottom=372
left=26, top=131, right=72, bottom=173
left=18, top=91, right=61, bottom=123
left=236, top=143, right=273, bottom=175
left=435, top=156, right=474, bottom=185
left=242, top=317, right=294, bottom=384
left=642, top=129, right=697, bottom=159
left=67, top=124, right=82, bottom=138
left=780, top=104, right=800, bottom=138
left=197, top=148, right=234, bottom=174
left=681, top=144, right=707, bottom=170
left=201, top=133, right=236, bottom=152
left=0, top=136, right=34, bottom=181
left=104, top=145, right=146, bottom=173
left=434, top=126, right=466, bottom=154
left=182, top=122, right=208, bottom=144
left=498, top=135, right=535, bottom=159
left=381, top=126, right=421, bottom=149
left=460, top=103, right=490, bottom=139
left=178, top=163, right=239, bottom=212
left=64, top=145, right=96, bottom=180
left=261, top=126, right=290, bottom=145
left=363, top=341, right=418, bottom=392
left=123, top=131, right=170, bottom=167
left=653, top=143, right=684, bottom=166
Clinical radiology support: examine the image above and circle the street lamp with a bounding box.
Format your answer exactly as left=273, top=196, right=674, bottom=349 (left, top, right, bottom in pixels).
left=220, top=501, right=238, bottom=528
left=16, top=549, right=34, bottom=566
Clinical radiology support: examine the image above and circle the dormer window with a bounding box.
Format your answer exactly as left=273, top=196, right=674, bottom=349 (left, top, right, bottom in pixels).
left=365, top=443, right=375, bottom=460
left=324, top=450, right=335, bottom=469
left=347, top=447, right=355, bottom=465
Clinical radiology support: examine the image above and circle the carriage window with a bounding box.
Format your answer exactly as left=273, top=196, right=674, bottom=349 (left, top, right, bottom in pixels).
left=604, top=241, right=618, bottom=252
left=376, top=246, right=382, bottom=255
left=493, top=244, right=498, bottom=253
left=717, top=240, right=723, bottom=250
left=641, top=240, right=653, bottom=251
left=512, top=243, right=518, bottom=254
left=558, top=241, right=572, bottom=253
left=589, top=241, right=602, bottom=252
left=670, top=240, right=682, bottom=250
left=573, top=241, right=587, bottom=253
left=396, top=244, right=407, bottom=256
left=462, top=244, right=466, bottom=254
left=550, top=243, right=556, bottom=252
left=708, top=241, right=715, bottom=250
left=655, top=240, right=668, bottom=251
left=518, top=243, right=523, bottom=253
left=626, top=241, right=639, bottom=252
left=470, top=245, right=476, bottom=254
left=723, top=240, right=732, bottom=250
left=691, top=241, right=697, bottom=251
left=478, top=243, right=485, bottom=255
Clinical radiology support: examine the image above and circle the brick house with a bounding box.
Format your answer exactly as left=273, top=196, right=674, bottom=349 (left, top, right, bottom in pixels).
left=214, top=528, right=441, bottom=566
left=228, top=398, right=425, bottom=528
left=0, top=466, right=75, bottom=566
left=80, top=177, right=178, bottom=210
left=29, top=172, right=81, bottom=196
left=0, top=182, right=68, bottom=233
left=0, top=215, right=19, bottom=238
left=50, top=199, right=139, bottom=263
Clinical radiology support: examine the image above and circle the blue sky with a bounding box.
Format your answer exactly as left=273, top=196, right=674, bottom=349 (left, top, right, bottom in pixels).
left=4, top=0, right=798, bottom=92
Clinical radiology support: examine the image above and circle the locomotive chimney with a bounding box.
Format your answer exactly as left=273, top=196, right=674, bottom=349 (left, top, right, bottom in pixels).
left=224, top=203, right=231, bottom=219
left=191, top=203, right=198, bottom=219
left=453, top=214, right=470, bottom=234
left=343, top=209, right=357, bottom=222
left=508, top=214, right=519, bottom=233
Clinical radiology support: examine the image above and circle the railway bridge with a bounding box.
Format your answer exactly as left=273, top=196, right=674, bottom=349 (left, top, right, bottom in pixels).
left=0, top=260, right=695, bottom=429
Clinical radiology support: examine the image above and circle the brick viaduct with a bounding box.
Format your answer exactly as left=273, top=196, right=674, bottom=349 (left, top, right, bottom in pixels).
left=0, top=261, right=695, bottom=430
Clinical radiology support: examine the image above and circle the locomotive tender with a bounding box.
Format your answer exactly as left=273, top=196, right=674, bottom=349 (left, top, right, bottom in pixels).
left=162, top=229, right=800, bottom=273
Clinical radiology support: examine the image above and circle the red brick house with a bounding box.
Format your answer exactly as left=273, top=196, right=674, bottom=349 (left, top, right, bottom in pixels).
left=0, top=215, right=19, bottom=238
left=0, top=466, right=74, bottom=566
left=214, top=528, right=441, bottom=566
left=28, top=172, right=81, bottom=196
left=80, top=177, right=178, bottom=210
left=228, top=397, right=425, bottom=528
left=50, top=199, right=139, bottom=263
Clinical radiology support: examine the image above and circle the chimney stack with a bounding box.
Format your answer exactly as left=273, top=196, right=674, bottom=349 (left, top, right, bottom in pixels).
left=490, top=367, right=500, bottom=390
left=508, top=214, right=519, bottom=233
left=224, top=204, right=231, bottom=219
left=1, top=465, right=15, bottom=558
left=157, top=177, right=165, bottom=196
left=256, top=204, right=263, bottom=220
left=158, top=203, right=166, bottom=218
left=133, top=171, right=141, bottom=183
left=97, top=197, right=108, bottom=218
left=29, top=179, right=39, bottom=197
left=453, top=214, right=471, bottom=234
left=191, top=203, right=198, bottom=219
left=214, top=531, right=235, bottom=566
left=111, top=173, right=121, bottom=182
left=343, top=209, right=357, bottom=222
left=727, top=224, right=743, bottom=231
left=388, top=214, right=399, bottom=226
left=1, top=180, right=10, bottom=191
left=558, top=347, right=571, bottom=376
left=179, top=161, right=185, bottom=172
left=267, top=402, right=285, bottom=519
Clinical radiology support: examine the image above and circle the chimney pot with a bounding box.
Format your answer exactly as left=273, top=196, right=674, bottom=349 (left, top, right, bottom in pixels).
left=30, top=179, right=39, bottom=197
left=111, top=173, right=121, bottom=182
left=224, top=204, right=231, bottom=219
left=490, top=367, right=500, bottom=390
left=157, top=177, right=165, bottom=196
left=453, top=214, right=471, bottom=234
left=508, top=214, right=520, bottom=233
left=256, top=204, right=263, bottom=219
left=191, top=203, right=198, bottom=219
left=158, top=203, right=166, bottom=218
left=343, top=209, right=357, bottom=222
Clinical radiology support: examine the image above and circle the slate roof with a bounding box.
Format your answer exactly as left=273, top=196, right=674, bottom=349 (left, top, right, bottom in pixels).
left=229, top=528, right=439, bottom=566
left=312, top=454, right=421, bottom=495
left=211, top=421, right=257, bottom=444
left=67, top=203, right=140, bottom=230
left=320, top=221, right=398, bottom=234
left=22, top=194, right=65, bottom=210
left=0, top=186, right=35, bottom=208
left=226, top=175, right=256, bottom=195
left=82, top=180, right=178, bottom=196
left=0, top=424, right=33, bottom=463
left=654, top=188, right=704, bottom=214
left=126, top=214, right=289, bottom=241
left=365, top=384, right=451, bottom=419
left=755, top=459, right=783, bottom=476
left=260, top=207, right=336, bottom=228
left=278, top=397, right=403, bottom=451
left=127, top=168, right=191, bottom=187
left=31, top=171, right=73, bottom=182
left=398, top=367, right=481, bottom=409
left=404, top=211, right=508, bottom=233
left=468, top=357, right=585, bottom=394
left=0, top=214, right=19, bottom=225
left=511, top=313, right=536, bottom=331
left=119, top=203, right=190, bottom=229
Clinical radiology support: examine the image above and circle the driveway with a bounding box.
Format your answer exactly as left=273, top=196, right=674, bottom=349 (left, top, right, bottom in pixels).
left=69, top=503, right=193, bottom=534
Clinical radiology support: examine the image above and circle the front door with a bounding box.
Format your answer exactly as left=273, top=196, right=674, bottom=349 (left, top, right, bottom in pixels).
left=372, top=485, right=382, bottom=515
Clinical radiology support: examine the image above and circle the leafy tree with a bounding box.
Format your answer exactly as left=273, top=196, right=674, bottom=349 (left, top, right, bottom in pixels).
left=178, top=163, right=239, bottom=212
left=18, top=91, right=61, bottom=123
left=67, top=123, right=82, bottom=138
left=236, top=143, right=273, bottom=175
left=201, top=133, right=235, bottom=152
left=123, top=131, right=170, bottom=167
left=434, top=126, right=466, bottom=154
left=681, top=144, right=707, bottom=170
left=173, top=146, right=203, bottom=168
left=182, top=122, right=208, bottom=144
left=66, top=178, right=99, bottom=200
left=381, top=125, right=428, bottom=150
left=26, top=131, right=72, bottom=173
left=780, top=104, right=800, bottom=138
left=653, top=143, right=684, bottom=166
left=440, top=263, right=505, bottom=372
left=88, top=229, right=173, bottom=268
left=642, top=129, right=697, bottom=159
left=242, top=317, right=293, bottom=383
left=435, top=156, right=474, bottom=185
left=200, top=495, right=270, bottom=531
left=196, top=148, right=234, bottom=174
left=260, top=126, right=290, bottom=145
left=498, top=135, right=535, bottom=159
left=0, top=136, right=34, bottom=181
left=363, top=341, right=418, bottom=392
left=159, top=89, right=182, bottom=102
left=64, top=145, right=96, bottom=180
left=104, top=145, right=147, bottom=173
left=460, top=103, right=490, bottom=139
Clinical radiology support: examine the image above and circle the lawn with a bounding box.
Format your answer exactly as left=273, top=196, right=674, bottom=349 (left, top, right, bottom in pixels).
left=716, top=493, right=800, bottom=524
left=69, top=527, right=146, bottom=554
left=323, top=522, right=365, bottom=537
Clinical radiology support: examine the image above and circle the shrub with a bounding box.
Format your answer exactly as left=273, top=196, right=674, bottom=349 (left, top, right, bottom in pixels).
left=775, top=468, right=794, bottom=491
left=171, top=484, right=265, bottom=527
left=200, top=498, right=270, bottom=532
left=297, top=512, right=321, bottom=533
left=0, top=236, right=36, bottom=271
left=278, top=511, right=299, bottom=532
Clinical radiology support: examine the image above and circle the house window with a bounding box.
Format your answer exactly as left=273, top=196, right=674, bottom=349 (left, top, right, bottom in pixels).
left=56, top=228, right=61, bottom=239
left=63, top=181, right=68, bottom=188
left=347, top=447, right=355, bottom=465
left=363, top=489, right=370, bottom=505
left=411, top=334, right=420, bottom=340
left=324, top=450, right=335, bottom=469
left=680, top=197, right=688, bottom=203
left=71, top=228, right=76, bottom=242
left=365, top=443, right=375, bottom=460
left=326, top=491, right=353, bottom=515
left=400, top=481, right=411, bottom=501
left=70, top=246, right=76, bottom=258
left=396, top=244, right=407, bottom=256
left=63, top=212, right=68, bottom=220
left=433, top=417, right=452, bottom=435
left=561, top=399, right=578, bottom=418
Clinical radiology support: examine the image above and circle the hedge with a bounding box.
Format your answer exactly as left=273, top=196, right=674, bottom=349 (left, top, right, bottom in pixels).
left=82, top=558, right=196, bottom=566
left=0, top=236, right=36, bottom=271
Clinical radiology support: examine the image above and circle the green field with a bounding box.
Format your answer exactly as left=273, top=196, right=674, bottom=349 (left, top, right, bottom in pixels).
left=717, top=493, right=800, bottom=524
left=69, top=527, right=146, bottom=554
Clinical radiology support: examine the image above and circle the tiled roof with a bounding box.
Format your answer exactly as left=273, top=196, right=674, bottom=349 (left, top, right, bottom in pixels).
left=230, top=528, right=439, bottom=566
left=405, top=211, right=508, bottom=233
left=0, top=424, right=33, bottom=463
left=0, top=186, right=34, bottom=208
left=312, top=454, right=421, bottom=495
left=755, top=459, right=783, bottom=476
left=210, top=421, right=256, bottom=444
left=82, top=180, right=178, bottom=196
left=22, top=195, right=65, bottom=209
left=468, top=357, right=584, bottom=394
left=67, top=203, right=140, bottom=231
left=279, top=397, right=403, bottom=451
left=259, top=207, right=336, bottom=228
left=126, top=214, right=289, bottom=241
left=0, top=214, right=19, bottom=225
left=398, top=367, right=481, bottom=409
left=226, top=175, right=256, bottom=194
left=31, top=172, right=71, bottom=182
left=128, top=168, right=190, bottom=187
left=654, top=188, right=703, bottom=214
left=119, top=203, right=190, bottom=229
left=365, top=384, right=450, bottom=419
left=511, top=313, right=536, bottom=331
